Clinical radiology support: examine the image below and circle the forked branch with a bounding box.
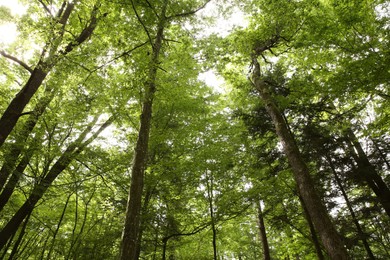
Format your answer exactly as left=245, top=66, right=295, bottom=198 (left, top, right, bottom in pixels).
left=0, top=51, right=33, bottom=73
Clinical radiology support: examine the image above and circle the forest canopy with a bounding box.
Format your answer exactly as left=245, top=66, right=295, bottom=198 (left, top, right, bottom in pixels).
left=0, top=0, right=389, bottom=259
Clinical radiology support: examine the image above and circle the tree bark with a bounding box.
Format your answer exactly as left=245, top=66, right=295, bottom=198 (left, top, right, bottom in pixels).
left=8, top=212, right=32, bottom=260
left=250, top=55, right=349, bottom=259
left=0, top=1, right=98, bottom=148
left=119, top=2, right=167, bottom=259
left=0, top=67, right=47, bottom=147
left=0, top=87, right=55, bottom=204
left=256, top=200, right=271, bottom=260
left=297, top=193, right=325, bottom=260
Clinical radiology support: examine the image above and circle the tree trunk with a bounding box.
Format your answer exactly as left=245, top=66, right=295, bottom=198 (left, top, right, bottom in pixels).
left=0, top=87, right=55, bottom=190
left=251, top=55, right=349, bottom=259
left=206, top=172, right=217, bottom=260
left=0, top=67, right=48, bottom=148
left=297, top=193, right=325, bottom=260
left=345, top=129, right=390, bottom=217
left=46, top=192, right=72, bottom=260
left=8, top=212, right=32, bottom=260
left=0, top=117, right=111, bottom=249
left=0, top=1, right=98, bottom=148
left=326, top=155, right=376, bottom=260
left=119, top=2, right=167, bottom=259
left=256, top=200, right=271, bottom=260
left=371, top=138, right=390, bottom=169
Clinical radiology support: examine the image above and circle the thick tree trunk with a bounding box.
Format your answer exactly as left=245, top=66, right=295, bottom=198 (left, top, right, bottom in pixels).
left=0, top=2, right=97, bottom=148
left=345, top=129, right=390, bottom=217
left=0, top=67, right=47, bottom=148
left=371, top=138, right=390, bottom=169
left=256, top=200, right=271, bottom=260
left=119, top=2, right=167, bottom=259
left=327, top=155, right=375, bottom=260
left=0, top=87, right=55, bottom=205
left=251, top=56, right=349, bottom=259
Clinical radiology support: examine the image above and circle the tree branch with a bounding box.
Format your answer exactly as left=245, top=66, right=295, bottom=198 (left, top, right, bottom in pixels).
left=166, top=0, right=211, bottom=20
left=62, top=3, right=99, bottom=54
left=131, top=0, right=153, bottom=47
left=37, top=0, right=53, bottom=17
left=0, top=51, right=33, bottom=73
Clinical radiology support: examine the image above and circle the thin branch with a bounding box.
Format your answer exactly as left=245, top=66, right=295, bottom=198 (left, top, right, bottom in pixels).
left=166, top=0, right=211, bottom=20
left=37, top=0, right=53, bottom=17
left=163, top=37, right=182, bottom=44
left=130, top=0, right=153, bottom=47
left=0, top=51, right=33, bottom=73
left=144, top=0, right=159, bottom=18
left=56, top=1, right=67, bottom=18
left=81, top=41, right=148, bottom=83
left=157, top=65, right=168, bottom=73
left=63, top=56, right=92, bottom=72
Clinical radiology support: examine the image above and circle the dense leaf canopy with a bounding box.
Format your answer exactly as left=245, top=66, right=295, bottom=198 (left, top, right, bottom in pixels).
left=0, top=0, right=389, bottom=259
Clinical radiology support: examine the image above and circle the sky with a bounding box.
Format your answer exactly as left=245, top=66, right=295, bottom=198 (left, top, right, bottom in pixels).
left=0, top=0, right=248, bottom=147
left=0, top=0, right=247, bottom=93
left=0, top=0, right=26, bottom=44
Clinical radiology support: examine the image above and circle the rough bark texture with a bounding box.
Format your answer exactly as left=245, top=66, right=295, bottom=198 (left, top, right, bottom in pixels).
left=251, top=55, right=349, bottom=259
left=119, top=2, right=167, bottom=259
left=256, top=200, right=271, bottom=260
left=206, top=175, right=218, bottom=260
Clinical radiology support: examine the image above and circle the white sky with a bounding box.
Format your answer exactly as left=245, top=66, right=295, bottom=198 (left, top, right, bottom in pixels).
left=0, top=0, right=26, bottom=44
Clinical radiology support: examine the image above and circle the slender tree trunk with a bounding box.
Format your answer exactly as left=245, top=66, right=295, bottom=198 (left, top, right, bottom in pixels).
left=251, top=55, right=349, bottom=259
left=206, top=172, right=217, bottom=260
left=0, top=1, right=76, bottom=148
left=297, top=193, right=325, bottom=260
left=256, top=200, right=271, bottom=260
left=0, top=117, right=111, bottom=249
left=371, top=138, right=390, bottom=169
left=8, top=212, right=32, bottom=260
left=326, top=155, right=376, bottom=259
left=46, top=192, right=72, bottom=260
left=345, top=129, right=390, bottom=217
left=119, top=2, right=167, bottom=259
left=0, top=87, right=55, bottom=190
left=0, top=68, right=48, bottom=147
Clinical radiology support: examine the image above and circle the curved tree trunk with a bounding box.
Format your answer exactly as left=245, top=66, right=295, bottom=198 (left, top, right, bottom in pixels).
left=250, top=53, right=349, bottom=259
